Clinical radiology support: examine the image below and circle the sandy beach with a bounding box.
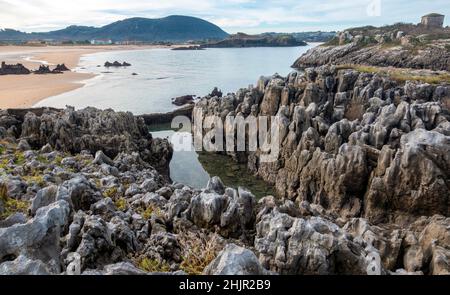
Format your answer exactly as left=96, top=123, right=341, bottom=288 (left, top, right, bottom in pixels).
left=0, top=45, right=172, bottom=109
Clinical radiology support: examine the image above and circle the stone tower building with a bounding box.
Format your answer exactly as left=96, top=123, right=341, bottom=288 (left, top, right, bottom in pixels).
left=421, top=13, right=445, bottom=29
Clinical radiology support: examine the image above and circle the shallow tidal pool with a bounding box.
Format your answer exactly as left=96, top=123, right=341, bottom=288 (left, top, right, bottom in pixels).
left=151, top=129, right=275, bottom=199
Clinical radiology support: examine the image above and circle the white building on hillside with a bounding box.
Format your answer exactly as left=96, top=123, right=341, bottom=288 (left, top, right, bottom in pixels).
left=90, top=39, right=112, bottom=45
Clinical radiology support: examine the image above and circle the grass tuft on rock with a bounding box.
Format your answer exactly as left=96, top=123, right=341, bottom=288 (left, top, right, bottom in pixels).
left=140, top=205, right=164, bottom=220
left=178, top=232, right=223, bottom=275
left=114, top=197, right=127, bottom=211
left=137, top=258, right=171, bottom=273
left=0, top=183, right=29, bottom=220
left=103, top=187, right=119, bottom=198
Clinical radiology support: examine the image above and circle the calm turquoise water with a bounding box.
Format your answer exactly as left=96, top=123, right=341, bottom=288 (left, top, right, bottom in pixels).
left=35, top=45, right=317, bottom=114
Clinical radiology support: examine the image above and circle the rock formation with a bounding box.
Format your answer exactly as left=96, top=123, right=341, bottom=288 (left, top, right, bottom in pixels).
left=0, top=104, right=448, bottom=275
left=172, top=95, right=195, bottom=106
left=194, top=67, right=449, bottom=225
left=0, top=62, right=31, bottom=75
left=209, top=87, right=223, bottom=98
left=54, top=64, right=70, bottom=72
left=204, top=33, right=307, bottom=48
left=0, top=107, right=172, bottom=177
left=293, top=18, right=450, bottom=71
left=34, top=65, right=55, bottom=74
left=104, top=61, right=132, bottom=67
left=171, top=46, right=205, bottom=51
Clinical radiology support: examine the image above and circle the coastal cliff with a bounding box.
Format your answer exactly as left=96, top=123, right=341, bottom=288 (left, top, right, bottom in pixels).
left=293, top=22, right=450, bottom=71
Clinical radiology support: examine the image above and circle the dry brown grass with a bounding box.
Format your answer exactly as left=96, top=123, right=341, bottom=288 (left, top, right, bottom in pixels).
left=345, top=102, right=365, bottom=121
left=336, top=64, right=450, bottom=85
left=178, top=231, right=224, bottom=275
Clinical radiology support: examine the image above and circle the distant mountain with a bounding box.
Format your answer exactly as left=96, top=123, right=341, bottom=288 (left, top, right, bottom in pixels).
left=0, top=15, right=229, bottom=42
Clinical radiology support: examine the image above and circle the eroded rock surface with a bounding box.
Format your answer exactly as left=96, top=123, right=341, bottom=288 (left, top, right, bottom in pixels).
left=194, top=66, right=449, bottom=224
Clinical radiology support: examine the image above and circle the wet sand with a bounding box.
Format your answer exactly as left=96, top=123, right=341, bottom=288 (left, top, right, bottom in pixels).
left=0, top=45, right=174, bottom=109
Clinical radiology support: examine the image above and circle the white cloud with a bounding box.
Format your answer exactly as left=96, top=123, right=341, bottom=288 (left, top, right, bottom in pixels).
left=0, top=0, right=449, bottom=33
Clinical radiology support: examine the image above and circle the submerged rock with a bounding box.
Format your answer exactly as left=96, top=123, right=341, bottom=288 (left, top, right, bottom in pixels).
left=172, top=95, right=195, bottom=106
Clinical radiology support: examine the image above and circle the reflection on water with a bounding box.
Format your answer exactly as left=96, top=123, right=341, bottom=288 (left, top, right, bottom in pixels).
left=151, top=130, right=275, bottom=198
left=152, top=130, right=210, bottom=189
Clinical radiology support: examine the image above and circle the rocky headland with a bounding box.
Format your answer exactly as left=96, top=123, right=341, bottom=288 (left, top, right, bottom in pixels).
left=204, top=33, right=307, bottom=48
left=293, top=20, right=450, bottom=71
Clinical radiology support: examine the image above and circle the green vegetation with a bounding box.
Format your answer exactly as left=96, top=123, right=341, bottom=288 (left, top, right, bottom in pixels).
left=140, top=205, right=164, bottom=220
left=103, top=187, right=119, bottom=199
left=141, top=206, right=154, bottom=220
left=13, top=151, right=25, bottom=165
left=114, top=197, right=127, bottom=211
left=336, top=64, right=450, bottom=85
left=0, top=183, right=28, bottom=220
left=323, top=37, right=340, bottom=46
left=54, top=155, right=64, bottom=165
left=198, top=152, right=276, bottom=199
left=23, top=174, right=46, bottom=187
left=137, top=258, right=171, bottom=273
left=36, top=155, right=50, bottom=164
left=147, top=123, right=177, bottom=132
left=0, top=158, right=12, bottom=174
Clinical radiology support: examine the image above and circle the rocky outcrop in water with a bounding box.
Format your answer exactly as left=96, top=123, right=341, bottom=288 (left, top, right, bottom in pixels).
left=104, top=61, right=132, bottom=67
left=171, top=46, right=205, bottom=51
left=172, top=95, right=195, bottom=106
left=34, top=65, right=62, bottom=74
left=209, top=87, right=223, bottom=98
left=0, top=62, right=31, bottom=75
left=194, top=67, right=450, bottom=225
left=54, top=64, right=70, bottom=72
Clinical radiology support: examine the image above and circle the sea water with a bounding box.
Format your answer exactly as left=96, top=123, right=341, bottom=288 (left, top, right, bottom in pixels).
left=36, top=45, right=317, bottom=114
left=36, top=45, right=318, bottom=193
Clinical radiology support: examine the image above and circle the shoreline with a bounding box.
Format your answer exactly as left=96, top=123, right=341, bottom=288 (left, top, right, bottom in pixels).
left=0, top=45, right=176, bottom=109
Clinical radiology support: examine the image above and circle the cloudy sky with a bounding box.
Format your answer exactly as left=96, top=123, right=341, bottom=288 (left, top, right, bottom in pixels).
left=1, top=0, right=449, bottom=33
